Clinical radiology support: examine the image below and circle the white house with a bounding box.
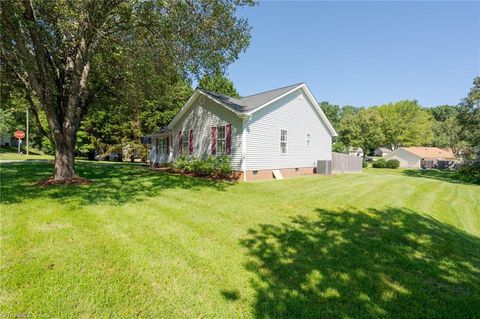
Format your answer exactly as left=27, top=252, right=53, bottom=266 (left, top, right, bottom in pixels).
left=1, top=135, right=18, bottom=147
left=384, top=147, right=457, bottom=169
left=374, top=147, right=392, bottom=157
left=347, top=147, right=364, bottom=157
left=147, top=83, right=337, bottom=181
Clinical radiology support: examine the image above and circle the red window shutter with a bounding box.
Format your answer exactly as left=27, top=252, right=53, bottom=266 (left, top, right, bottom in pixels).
left=178, top=131, right=183, bottom=154
left=226, top=124, right=232, bottom=155
left=189, top=129, right=193, bottom=154
left=211, top=127, right=217, bottom=155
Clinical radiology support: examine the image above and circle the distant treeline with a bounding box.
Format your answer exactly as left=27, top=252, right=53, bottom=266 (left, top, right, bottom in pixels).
left=319, top=77, right=479, bottom=159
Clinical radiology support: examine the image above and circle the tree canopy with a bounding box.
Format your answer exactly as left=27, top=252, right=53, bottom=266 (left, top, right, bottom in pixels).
left=1, top=0, right=253, bottom=181
left=376, top=100, right=433, bottom=150
left=458, top=77, right=480, bottom=152
left=199, top=73, right=240, bottom=98
left=338, top=107, right=384, bottom=155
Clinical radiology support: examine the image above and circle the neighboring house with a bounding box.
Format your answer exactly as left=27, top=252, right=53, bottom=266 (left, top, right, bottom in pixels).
left=0, top=135, right=18, bottom=147
left=374, top=147, right=392, bottom=157
left=348, top=147, right=363, bottom=157
left=147, top=83, right=337, bottom=181
left=384, top=147, right=458, bottom=169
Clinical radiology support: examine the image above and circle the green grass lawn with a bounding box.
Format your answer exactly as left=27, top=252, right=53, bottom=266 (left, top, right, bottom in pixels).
left=1, top=162, right=479, bottom=318
left=0, top=147, right=53, bottom=161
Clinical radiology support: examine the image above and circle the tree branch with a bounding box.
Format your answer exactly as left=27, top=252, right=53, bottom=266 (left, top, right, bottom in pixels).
left=25, top=94, right=53, bottom=143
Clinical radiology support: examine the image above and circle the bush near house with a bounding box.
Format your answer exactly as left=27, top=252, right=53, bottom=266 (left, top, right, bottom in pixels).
left=372, top=158, right=399, bottom=169
left=385, top=159, right=400, bottom=169
left=171, top=155, right=232, bottom=178
left=459, top=161, right=480, bottom=184
left=372, top=158, right=387, bottom=168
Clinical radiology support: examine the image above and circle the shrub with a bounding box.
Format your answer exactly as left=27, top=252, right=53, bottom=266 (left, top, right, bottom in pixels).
left=362, top=160, right=368, bottom=168
left=191, top=156, right=216, bottom=176
left=458, top=161, right=480, bottom=184
left=215, top=155, right=232, bottom=177
left=172, top=155, right=192, bottom=173
left=372, top=158, right=387, bottom=168
left=372, top=158, right=399, bottom=169
left=386, top=159, right=400, bottom=169
left=171, top=155, right=232, bottom=178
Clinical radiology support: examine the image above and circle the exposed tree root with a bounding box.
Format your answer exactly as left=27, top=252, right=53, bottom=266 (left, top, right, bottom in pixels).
left=36, top=176, right=92, bottom=186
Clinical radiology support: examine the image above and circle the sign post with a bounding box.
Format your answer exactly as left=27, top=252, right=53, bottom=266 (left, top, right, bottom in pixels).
left=14, top=131, right=25, bottom=155
left=26, top=108, right=29, bottom=155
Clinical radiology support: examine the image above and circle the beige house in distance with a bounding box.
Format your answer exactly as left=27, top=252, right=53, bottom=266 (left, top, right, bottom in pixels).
left=384, top=147, right=458, bottom=169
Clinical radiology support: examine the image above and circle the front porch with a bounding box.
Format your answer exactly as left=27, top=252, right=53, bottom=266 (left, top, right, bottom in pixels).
left=146, top=128, right=173, bottom=165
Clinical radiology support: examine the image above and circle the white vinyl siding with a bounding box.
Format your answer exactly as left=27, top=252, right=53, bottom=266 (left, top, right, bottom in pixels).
left=172, top=95, right=243, bottom=170
left=306, top=133, right=311, bottom=146
left=246, top=89, right=332, bottom=170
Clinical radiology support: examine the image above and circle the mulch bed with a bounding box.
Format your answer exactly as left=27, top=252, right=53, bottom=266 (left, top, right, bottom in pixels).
left=36, top=176, right=92, bottom=186
left=150, top=166, right=239, bottom=182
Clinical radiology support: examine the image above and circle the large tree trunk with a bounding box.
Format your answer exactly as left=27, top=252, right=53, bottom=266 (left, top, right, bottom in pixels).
left=53, top=134, right=76, bottom=181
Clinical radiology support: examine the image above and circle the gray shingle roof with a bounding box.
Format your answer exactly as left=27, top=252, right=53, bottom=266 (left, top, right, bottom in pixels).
left=376, top=147, right=391, bottom=152
left=198, top=83, right=304, bottom=114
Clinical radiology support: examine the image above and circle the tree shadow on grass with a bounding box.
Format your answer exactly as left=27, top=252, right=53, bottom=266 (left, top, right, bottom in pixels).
left=403, top=169, right=478, bottom=185
left=0, top=161, right=231, bottom=206
left=241, top=207, right=480, bottom=318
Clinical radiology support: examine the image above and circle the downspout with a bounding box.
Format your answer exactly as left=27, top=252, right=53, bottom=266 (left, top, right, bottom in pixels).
left=240, top=115, right=250, bottom=182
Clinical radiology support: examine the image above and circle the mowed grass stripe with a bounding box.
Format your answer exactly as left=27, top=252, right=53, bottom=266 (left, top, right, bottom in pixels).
left=1, top=162, right=479, bottom=318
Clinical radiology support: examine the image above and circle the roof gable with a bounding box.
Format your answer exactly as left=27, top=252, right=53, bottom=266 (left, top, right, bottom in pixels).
left=241, top=83, right=303, bottom=112
left=376, top=147, right=391, bottom=152
left=167, top=83, right=338, bottom=137
left=402, top=147, right=456, bottom=159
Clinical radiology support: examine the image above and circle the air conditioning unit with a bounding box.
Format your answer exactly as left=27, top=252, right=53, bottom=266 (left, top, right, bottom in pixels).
left=317, top=160, right=332, bottom=175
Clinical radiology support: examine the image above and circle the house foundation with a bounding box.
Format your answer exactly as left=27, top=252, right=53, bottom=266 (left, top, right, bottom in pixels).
left=235, top=167, right=316, bottom=181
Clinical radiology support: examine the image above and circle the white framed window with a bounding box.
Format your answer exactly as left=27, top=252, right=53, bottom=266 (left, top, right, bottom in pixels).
left=159, top=138, right=167, bottom=154
left=217, top=125, right=226, bottom=154
left=306, top=133, right=311, bottom=146
left=182, top=131, right=189, bottom=155
left=280, top=129, right=287, bottom=154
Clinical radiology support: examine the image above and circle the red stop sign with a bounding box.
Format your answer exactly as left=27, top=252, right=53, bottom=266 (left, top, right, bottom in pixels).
left=14, top=131, right=25, bottom=139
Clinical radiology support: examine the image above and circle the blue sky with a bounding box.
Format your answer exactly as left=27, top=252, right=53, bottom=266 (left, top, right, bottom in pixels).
left=227, top=1, right=480, bottom=107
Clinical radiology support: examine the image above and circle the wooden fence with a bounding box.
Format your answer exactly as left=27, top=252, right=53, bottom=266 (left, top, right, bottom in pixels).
left=331, top=152, right=363, bottom=173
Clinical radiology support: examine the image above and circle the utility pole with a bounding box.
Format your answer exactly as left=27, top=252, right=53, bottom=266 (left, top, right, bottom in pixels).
left=26, top=107, right=29, bottom=155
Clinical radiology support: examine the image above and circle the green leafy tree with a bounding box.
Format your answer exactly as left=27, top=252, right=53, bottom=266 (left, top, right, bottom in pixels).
left=320, top=102, right=359, bottom=153
left=318, top=101, right=342, bottom=130
left=81, top=76, right=192, bottom=161
left=429, top=105, right=465, bottom=156
left=340, top=105, right=360, bottom=118
left=338, top=107, right=384, bottom=156
left=377, top=100, right=432, bottom=150
left=1, top=0, right=253, bottom=182
left=458, top=77, right=480, bottom=157
left=0, top=71, right=49, bottom=150
left=430, top=105, right=458, bottom=122
left=199, top=73, right=240, bottom=98
left=0, top=107, right=16, bottom=138
left=433, top=117, right=466, bottom=156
